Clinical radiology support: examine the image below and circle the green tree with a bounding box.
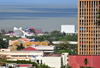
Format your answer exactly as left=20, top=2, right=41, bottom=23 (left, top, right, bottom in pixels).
left=61, top=65, right=72, bottom=68
left=0, top=39, right=8, bottom=48
left=38, top=64, right=51, bottom=68
left=50, top=30, right=63, bottom=37
left=44, top=31, right=49, bottom=35
left=17, top=44, right=25, bottom=50
left=63, top=31, right=66, bottom=37
left=84, top=58, right=88, bottom=67
left=64, top=35, right=77, bottom=41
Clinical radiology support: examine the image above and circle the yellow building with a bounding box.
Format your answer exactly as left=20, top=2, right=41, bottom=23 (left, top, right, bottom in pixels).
left=9, top=39, right=49, bottom=51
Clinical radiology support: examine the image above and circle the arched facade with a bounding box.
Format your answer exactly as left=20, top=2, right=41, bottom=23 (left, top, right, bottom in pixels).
left=12, top=42, right=20, bottom=46
left=39, top=41, right=48, bottom=46
left=10, top=41, right=49, bottom=51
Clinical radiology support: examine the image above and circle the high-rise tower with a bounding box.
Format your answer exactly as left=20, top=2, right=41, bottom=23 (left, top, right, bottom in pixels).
left=78, top=0, right=100, bottom=55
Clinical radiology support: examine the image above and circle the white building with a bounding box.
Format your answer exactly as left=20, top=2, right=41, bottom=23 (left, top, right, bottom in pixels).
left=0, top=49, right=69, bottom=68
left=14, top=27, right=34, bottom=38
left=43, top=53, right=69, bottom=68
left=0, top=48, right=10, bottom=52
left=31, top=45, right=55, bottom=53
left=52, top=41, right=78, bottom=45
left=61, top=25, right=77, bottom=35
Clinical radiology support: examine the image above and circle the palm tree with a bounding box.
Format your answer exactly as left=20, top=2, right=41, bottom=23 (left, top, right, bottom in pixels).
left=84, top=58, right=88, bottom=68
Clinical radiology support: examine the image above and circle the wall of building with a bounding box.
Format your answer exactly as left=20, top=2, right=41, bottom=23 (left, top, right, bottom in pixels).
left=61, top=25, right=75, bottom=33
left=32, top=46, right=55, bottom=53
left=0, top=51, right=43, bottom=61
left=0, top=49, right=10, bottom=52
left=42, top=57, right=62, bottom=68
left=61, top=53, right=69, bottom=66
left=52, top=41, right=78, bottom=45
left=69, top=55, right=100, bottom=68
left=9, top=40, right=49, bottom=51
left=78, top=0, right=100, bottom=55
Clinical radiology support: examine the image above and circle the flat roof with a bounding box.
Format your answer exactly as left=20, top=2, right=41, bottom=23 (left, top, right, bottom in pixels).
left=44, top=53, right=61, bottom=57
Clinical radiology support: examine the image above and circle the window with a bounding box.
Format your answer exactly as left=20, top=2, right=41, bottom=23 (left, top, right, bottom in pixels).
left=80, top=28, right=81, bottom=30
left=28, top=55, right=33, bottom=57
left=37, top=60, right=39, bottom=64
left=82, top=28, right=83, bottom=30
left=2, top=50, right=4, bottom=51
left=82, top=42, right=83, bottom=44
left=67, top=59, right=68, bottom=62
left=67, top=63, right=69, bottom=66
left=80, top=1, right=81, bottom=8
left=11, top=55, right=18, bottom=57
left=19, top=55, right=26, bottom=57
left=62, top=54, right=65, bottom=55
left=41, top=60, right=42, bottom=64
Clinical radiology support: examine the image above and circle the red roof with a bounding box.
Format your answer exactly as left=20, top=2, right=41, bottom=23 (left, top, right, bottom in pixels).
left=21, top=47, right=38, bottom=51
left=29, top=28, right=34, bottom=30
left=16, top=64, right=31, bottom=67
left=19, top=39, right=30, bottom=41
left=69, top=55, right=100, bottom=68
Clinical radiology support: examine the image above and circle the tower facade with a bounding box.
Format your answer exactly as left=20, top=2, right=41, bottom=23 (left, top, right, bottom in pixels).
left=78, top=0, right=100, bottom=55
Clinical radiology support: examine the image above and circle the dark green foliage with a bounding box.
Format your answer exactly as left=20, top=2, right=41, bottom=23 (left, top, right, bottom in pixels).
left=55, top=41, right=78, bottom=55
left=0, top=39, right=8, bottom=48
left=28, top=31, right=77, bottom=42
left=2, top=63, right=6, bottom=66
left=0, top=36, right=21, bottom=48
left=17, top=44, right=25, bottom=50
left=0, top=36, right=20, bottom=41
left=84, top=58, right=88, bottom=66
left=50, top=30, right=63, bottom=37
left=61, top=65, right=72, bottom=68
left=38, top=64, right=51, bottom=68
left=64, top=34, right=77, bottom=41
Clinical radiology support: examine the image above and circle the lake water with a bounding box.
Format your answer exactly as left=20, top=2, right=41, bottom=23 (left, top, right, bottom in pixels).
left=0, top=5, right=78, bottom=32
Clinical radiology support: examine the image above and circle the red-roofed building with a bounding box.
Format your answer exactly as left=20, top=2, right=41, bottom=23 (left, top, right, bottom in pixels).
left=6, top=63, right=32, bottom=68
left=16, top=64, right=32, bottom=68
left=21, top=47, right=38, bottom=51
left=69, top=55, right=100, bottom=68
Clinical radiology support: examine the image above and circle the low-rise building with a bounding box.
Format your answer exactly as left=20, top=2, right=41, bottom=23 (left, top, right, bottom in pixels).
left=61, top=25, right=77, bottom=35
left=31, top=45, right=55, bottom=53
left=0, top=48, right=10, bottom=52
left=52, top=41, right=78, bottom=45
left=0, top=48, right=69, bottom=68
left=9, top=39, right=49, bottom=51
left=0, top=48, right=43, bottom=61
left=43, top=53, right=69, bottom=68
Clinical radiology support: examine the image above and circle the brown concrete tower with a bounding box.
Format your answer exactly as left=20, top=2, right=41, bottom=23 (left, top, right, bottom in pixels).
left=78, top=0, right=100, bottom=55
